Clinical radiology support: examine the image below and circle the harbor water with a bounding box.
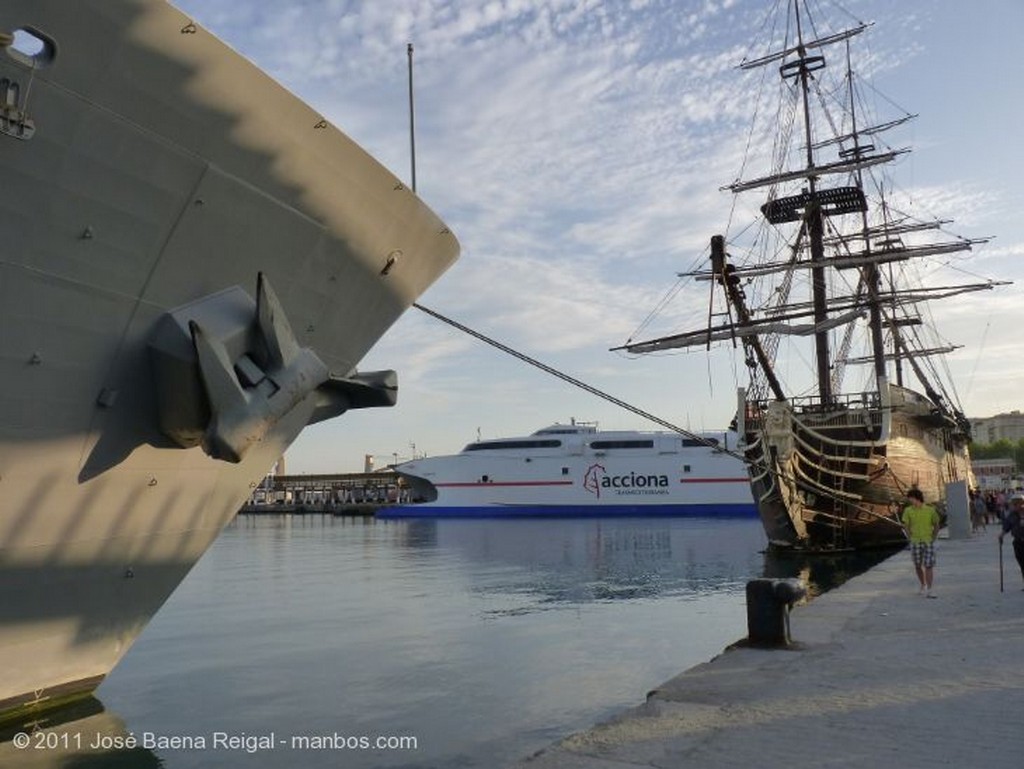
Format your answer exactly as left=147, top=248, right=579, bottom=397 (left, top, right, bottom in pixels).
left=3, top=515, right=884, bottom=768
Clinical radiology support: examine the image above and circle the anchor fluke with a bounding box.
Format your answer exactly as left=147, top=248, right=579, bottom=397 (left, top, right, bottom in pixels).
left=149, top=275, right=398, bottom=463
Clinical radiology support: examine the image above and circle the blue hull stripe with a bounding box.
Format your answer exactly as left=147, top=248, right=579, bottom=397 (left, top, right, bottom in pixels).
left=377, top=503, right=758, bottom=519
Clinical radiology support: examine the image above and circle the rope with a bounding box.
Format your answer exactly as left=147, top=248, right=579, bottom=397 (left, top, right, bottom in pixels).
left=412, top=302, right=747, bottom=461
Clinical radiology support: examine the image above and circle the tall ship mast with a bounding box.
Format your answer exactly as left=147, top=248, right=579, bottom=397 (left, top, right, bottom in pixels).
left=0, top=0, right=458, bottom=723
left=616, top=1, right=1003, bottom=551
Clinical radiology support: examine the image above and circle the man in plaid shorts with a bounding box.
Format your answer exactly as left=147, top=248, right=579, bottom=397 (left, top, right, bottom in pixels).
left=901, top=488, right=940, bottom=598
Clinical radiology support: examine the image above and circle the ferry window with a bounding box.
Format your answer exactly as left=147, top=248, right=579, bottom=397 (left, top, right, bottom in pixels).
left=464, top=440, right=562, bottom=451
left=481, top=475, right=490, bottom=483
left=682, top=438, right=717, bottom=447
left=589, top=440, right=654, bottom=449
left=683, top=465, right=691, bottom=473
left=561, top=467, right=569, bottom=475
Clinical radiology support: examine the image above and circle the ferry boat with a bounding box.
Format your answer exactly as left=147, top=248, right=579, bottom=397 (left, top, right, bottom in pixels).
left=0, top=1, right=458, bottom=723
left=616, top=1, right=1002, bottom=550
left=381, top=422, right=756, bottom=517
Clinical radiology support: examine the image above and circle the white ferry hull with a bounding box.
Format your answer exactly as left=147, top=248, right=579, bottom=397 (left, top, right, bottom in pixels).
left=383, top=426, right=756, bottom=518
left=0, top=0, right=458, bottom=721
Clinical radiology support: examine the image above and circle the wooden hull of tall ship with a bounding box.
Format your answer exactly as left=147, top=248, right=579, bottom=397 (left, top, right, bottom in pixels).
left=740, top=382, right=973, bottom=551
left=0, top=0, right=458, bottom=724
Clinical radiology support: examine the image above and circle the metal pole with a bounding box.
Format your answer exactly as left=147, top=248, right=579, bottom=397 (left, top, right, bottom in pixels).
left=407, top=42, right=417, bottom=192
left=999, top=538, right=1004, bottom=593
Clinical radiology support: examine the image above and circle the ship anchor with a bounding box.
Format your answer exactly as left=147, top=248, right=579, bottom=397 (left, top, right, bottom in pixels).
left=150, top=273, right=397, bottom=463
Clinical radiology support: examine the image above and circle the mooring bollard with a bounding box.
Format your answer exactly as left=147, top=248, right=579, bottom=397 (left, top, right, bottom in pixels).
left=745, top=578, right=807, bottom=647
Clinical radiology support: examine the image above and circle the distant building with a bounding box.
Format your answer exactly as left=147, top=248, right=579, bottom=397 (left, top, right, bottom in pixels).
left=970, top=410, right=1024, bottom=445
left=971, top=458, right=1018, bottom=490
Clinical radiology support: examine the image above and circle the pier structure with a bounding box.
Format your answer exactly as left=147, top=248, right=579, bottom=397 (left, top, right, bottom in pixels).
left=513, top=532, right=1023, bottom=769
left=240, top=471, right=404, bottom=514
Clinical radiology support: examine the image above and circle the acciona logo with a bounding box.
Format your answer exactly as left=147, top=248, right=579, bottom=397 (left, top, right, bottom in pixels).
left=582, top=463, right=670, bottom=498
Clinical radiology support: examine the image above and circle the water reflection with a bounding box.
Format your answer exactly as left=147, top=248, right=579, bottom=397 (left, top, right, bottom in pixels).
left=2, top=516, right=892, bottom=769
left=762, top=546, right=901, bottom=599
left=0, top=698, right=161, bottom=769
left=383, top=517, right=766, bottom=610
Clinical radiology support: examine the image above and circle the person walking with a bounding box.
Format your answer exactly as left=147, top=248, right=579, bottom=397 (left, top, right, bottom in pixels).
left=998, top=493, right=1024, bottom=590
left=901, top=488, right=940, bottom=598
left=970, top=490, right=988, bottom=533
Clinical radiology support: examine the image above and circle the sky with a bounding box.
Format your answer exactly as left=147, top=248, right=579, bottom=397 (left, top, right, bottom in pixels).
left=171, top=0, right=1024, bottom=474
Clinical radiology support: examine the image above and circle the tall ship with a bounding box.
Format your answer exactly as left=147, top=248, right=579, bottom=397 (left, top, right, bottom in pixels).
left=0, top=0, right=458, bottom=722
left=616, top=1, right=1002, bottom=550
left=382, top=422, right=756, bottom=518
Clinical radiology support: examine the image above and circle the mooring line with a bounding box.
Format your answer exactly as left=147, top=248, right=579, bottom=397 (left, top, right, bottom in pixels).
left=412, top=302, right=747, bottom=461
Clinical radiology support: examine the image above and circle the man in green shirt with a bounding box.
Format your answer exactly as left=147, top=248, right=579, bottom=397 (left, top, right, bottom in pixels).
left=901, top=488, right=940, bottom=598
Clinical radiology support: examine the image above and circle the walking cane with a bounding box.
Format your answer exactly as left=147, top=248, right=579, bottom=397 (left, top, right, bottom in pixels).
left=999, top=537, right=1004, bottom=593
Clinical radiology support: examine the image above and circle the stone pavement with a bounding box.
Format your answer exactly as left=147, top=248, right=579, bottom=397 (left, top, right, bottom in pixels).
left=511, top=531, right=1024, bottom=769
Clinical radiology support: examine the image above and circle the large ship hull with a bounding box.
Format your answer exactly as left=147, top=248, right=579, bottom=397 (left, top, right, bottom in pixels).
left=741, top=383, right=973, bottom=550
left=0, top=0, right=458, bottom=722
left=383, top=426, right=756, bottom=518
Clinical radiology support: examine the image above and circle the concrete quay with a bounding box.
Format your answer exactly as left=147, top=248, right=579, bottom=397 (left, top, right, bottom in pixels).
left=513, top=531, right=1024, bottom=769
